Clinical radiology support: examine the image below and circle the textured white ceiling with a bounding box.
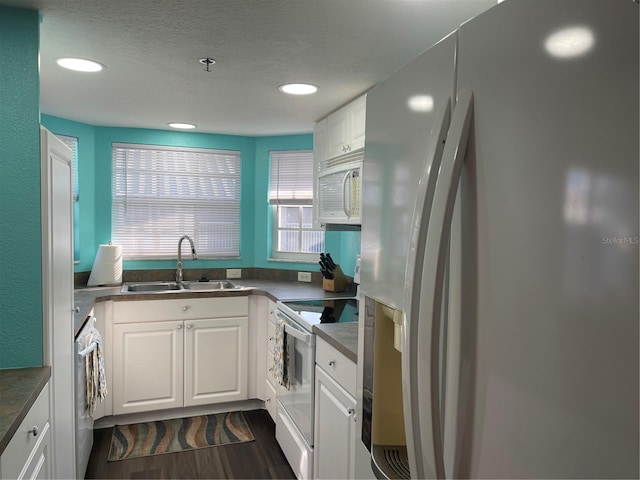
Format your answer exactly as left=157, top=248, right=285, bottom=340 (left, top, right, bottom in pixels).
left=2, top=0, right=496, bottom=135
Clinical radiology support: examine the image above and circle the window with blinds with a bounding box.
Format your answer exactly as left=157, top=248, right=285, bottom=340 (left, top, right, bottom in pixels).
left=269, top=150, right=324, bottom=260
left=112, top=143, right=241, bottom=259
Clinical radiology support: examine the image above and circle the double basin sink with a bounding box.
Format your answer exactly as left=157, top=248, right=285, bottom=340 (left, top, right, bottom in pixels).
left=120, top=280, right=246, bottom=294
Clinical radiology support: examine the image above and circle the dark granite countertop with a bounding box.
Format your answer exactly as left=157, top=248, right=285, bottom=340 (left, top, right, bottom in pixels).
left=74, top=279, right=357, bottom=337
left=313, top=323, right=358, bottom=363
left=74, top=280, right=361, bottom=361
left=0, top=366, right=51, bottom=455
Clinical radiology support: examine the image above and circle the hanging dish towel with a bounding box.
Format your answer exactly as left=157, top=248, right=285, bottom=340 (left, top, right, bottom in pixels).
left=84, top=327, right=108, bottom=417
left=272, top=316, right=290, bottom=389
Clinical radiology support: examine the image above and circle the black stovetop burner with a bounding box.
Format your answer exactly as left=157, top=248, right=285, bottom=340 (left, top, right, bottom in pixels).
left=280, top=298, right=359, bottom=328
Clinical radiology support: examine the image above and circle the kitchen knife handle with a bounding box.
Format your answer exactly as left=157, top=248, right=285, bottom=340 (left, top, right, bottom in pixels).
left=326, top=253, right=336, bottom=269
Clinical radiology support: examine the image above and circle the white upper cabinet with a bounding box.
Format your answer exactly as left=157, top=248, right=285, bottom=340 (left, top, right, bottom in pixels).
left=347, top=95, right=366, bottom=152
left=313, top=94, right=366, bottom=227
left=313, top=119, right=327, bottom=168
left=324, top=95, right=367, bottom=160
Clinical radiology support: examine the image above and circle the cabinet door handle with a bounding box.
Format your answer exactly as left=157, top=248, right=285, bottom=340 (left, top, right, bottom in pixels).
left=30, top=426, right=39, bottom=437
left=347, top=407, right=355, bottom=416
left=73, top=306, right=80, bottom=314
left=266, top=398, right=271, bottom=403
left=182, top=305, right=190, bottom=312
left=186, top=324, right=192, bottom=329
left=177, top=324, right=183, bottom=329
left=328, top=360, right=335, bottom=367
left=269, top=336, right=274, bottom=341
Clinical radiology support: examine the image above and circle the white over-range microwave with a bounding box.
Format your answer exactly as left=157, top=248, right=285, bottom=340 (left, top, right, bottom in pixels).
left=315, top=153, right=363, bottom=225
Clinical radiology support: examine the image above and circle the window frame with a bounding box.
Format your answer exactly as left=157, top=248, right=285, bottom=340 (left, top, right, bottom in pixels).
left=269, top=150, right=324, bottom=263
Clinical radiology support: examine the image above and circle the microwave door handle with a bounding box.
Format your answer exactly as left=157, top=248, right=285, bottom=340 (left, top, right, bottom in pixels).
left=342, top=170, right=351, bottom=217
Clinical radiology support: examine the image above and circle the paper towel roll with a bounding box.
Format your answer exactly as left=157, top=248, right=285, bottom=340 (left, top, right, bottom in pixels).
left=87, top=243, right=123, bottom=286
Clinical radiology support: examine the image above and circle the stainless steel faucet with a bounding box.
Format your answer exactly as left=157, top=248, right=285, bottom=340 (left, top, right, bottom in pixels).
left=176, top=235, right=198, bottom=282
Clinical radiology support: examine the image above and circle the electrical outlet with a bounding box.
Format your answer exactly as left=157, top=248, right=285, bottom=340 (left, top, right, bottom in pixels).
left=298, top=271, right=312, bottom=283
left=227, top=268, right=241, bottom=279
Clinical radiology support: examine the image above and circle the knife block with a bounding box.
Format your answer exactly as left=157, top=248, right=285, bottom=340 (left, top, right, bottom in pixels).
left=323, top=264, right=349, bottom=293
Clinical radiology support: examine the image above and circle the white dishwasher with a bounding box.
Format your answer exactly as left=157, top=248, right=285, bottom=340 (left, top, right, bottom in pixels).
left=74, top=315, right=104, bottom=478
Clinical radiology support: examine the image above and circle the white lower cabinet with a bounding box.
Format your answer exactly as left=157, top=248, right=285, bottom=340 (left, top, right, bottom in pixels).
left=0, top=383, right=51, bottom=480
left=113, top=321, right=184, bottom=414
left=184, top=317, right=248, bottom=406
left=112, top=297, right=248, bottom=415
left=314, top=366, right=357, bottom=480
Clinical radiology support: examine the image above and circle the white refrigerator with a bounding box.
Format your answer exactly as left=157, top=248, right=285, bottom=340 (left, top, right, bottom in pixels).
left=360, top=0, right=639, bottom=478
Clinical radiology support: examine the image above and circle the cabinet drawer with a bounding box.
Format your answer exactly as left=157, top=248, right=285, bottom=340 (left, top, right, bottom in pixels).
left=316, top=337, right=356, bottom=397
left=113, top=296, right=249, bottom=323
left=1, top=384, right=50, bottom=480
left=264, top=378, right=277, bottom=421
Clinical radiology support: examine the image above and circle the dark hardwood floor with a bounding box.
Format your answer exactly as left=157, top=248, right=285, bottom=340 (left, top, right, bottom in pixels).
left=85, top=409, right=296, bottom=479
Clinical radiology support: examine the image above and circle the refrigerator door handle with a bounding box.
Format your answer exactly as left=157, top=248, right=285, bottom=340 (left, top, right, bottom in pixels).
left=401, top=98, right=452, bottom=480
left=414, top=89, right=474, bottom=479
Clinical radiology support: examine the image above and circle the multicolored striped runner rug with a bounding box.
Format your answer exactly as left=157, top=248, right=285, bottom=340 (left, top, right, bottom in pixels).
left=108, top=411, right=255, bottom=461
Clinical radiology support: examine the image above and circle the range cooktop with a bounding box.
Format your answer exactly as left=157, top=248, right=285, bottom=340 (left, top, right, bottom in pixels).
left=279, top=298, right=359, bottom=329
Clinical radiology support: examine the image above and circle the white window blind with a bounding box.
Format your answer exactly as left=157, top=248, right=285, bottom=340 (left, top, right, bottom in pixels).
left=269, top=150, right=323, bottom=259
left=269, top=150, right=314, bottom=205
left=112, top=143, right=241, bottom=259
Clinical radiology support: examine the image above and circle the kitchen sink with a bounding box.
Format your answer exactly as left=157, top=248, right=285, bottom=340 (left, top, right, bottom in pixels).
left=121, top=282, right=184, bottom=293
left=183, top=280, right=241, bottom=291
left=120, top=280, right=245, bottom=294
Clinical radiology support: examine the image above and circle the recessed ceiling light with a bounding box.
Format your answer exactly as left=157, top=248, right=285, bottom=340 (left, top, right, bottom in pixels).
left=168, top=122, right=197, bottom=130
left=278, top=83, right=318, bottom=95
left=56, top=57, right=105, bottom=72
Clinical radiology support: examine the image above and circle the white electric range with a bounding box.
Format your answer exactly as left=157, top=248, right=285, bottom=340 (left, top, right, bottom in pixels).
left=273, top=298, right=359, bottom=480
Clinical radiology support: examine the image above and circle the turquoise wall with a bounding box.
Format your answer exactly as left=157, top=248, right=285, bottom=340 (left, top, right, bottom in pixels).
left=93, top=127, right=257, bottom=271
left=41, top=117, right=362, bottom=275
left=0, top=8, right=42, bottom=368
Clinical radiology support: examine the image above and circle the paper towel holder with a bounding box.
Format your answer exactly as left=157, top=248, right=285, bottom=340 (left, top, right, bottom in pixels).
left=87, top=241, right=123, bottom=286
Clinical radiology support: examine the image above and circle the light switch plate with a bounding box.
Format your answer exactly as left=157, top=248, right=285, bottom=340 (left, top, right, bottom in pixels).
left=227, top=268, right=241, bottom=279
left=298, top=271, right=312, bottom=282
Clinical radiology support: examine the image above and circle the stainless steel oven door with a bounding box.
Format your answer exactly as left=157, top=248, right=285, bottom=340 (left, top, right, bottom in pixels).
left=275, top=309, right=316, bottom=447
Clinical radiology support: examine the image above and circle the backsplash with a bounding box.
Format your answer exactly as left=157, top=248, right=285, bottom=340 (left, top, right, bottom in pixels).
left=75, top=267, right=352, bottom=288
